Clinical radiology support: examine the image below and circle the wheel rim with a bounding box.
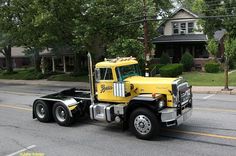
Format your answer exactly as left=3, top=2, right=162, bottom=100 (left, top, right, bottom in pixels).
left=134, top=115, right=152, bottom=135
left=36, top=103, right=46, bottom=119
left=55, top=106, right=67, bottom=122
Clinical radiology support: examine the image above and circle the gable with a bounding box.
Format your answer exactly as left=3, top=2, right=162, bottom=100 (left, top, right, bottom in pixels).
left=172, top=9, right=197, bottom=20
left=159, top=8, right=198, bottom=28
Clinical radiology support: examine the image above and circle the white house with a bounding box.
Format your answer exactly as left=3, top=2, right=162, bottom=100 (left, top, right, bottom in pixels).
left=152, top=7, right=209, bottom=67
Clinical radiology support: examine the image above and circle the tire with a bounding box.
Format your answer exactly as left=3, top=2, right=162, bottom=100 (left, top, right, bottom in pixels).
left=129, top=108, right=160, bottom=140
left=34, top=100, right=52, bottom=122
left=52, top=102, right=74, bottom=126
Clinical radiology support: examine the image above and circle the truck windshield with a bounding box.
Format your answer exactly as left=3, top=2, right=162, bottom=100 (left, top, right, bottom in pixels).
left=116, top=64, right=141, bottom=81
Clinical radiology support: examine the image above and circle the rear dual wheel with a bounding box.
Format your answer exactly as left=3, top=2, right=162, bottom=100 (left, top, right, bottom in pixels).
left=34, top=100, right=52, bottom=122
left=52, top=102, right=74, bottom=126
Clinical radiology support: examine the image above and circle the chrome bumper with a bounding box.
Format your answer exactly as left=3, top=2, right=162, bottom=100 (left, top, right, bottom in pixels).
left=159, top=107, right=192, bottom=126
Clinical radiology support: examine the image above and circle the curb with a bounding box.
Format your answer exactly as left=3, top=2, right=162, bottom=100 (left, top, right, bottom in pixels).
left=0, top=80, right=235, bottom=95
left=0, top=80, right=90, bottom=89
left=193, top=90, right=236, bottom=95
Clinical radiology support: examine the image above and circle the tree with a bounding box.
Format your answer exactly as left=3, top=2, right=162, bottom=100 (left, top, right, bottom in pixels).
left=223, top=37, right=236, bottom=90
left=181, top=0, right=236, bottom=89
left=0, top=0, right=174, bottom=74
left=0, top=0, right=19, bottom=72
left=206, top=38, right=218, bottom=60
left=73, top=0, right=174, bottom=61
left=180, top=51, right=194, bottom=71
left=0, top=33, right=13, bottom=72
left=107, top=38, right=144, bottom=60
left=13, top=0, right=80, bottom=72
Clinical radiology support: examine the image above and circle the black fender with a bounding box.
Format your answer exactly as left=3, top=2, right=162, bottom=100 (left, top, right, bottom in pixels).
left=125, top=94, right=165, bottom=121
left=32, top=98, right=79, bottom=119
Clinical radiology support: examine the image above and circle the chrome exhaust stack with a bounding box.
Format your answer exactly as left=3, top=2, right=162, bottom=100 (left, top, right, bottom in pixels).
left=87, top=52, right=95, bottom=104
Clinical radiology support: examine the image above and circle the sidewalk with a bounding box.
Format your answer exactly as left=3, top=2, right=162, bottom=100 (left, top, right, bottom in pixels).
left=0, top=79, right=89, bottom=89
left=0, top=79, right=235, bottom=95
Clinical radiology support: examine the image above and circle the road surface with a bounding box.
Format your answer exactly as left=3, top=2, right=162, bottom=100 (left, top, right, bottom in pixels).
left=0, top=83, right=236, bottom=156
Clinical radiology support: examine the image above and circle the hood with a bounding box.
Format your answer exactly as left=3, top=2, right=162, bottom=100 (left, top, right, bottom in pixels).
left=125, top=76, right=178, bottom=94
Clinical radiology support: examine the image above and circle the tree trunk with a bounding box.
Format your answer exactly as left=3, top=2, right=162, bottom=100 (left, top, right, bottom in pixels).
left=224, top=58, right=229, bottom=90
left=73, top=52, right=80, bottom=75
left=34, top=49, right=41, bottom=72
left=4, top=45, right=13, bottom=73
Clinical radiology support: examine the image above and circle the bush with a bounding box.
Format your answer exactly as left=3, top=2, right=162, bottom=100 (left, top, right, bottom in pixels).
left=160, top=64, right=183, bottom=77
left=204, top=62, right=220, bottom=73
left=160, top=53, right=171, bottom=65
left=148, top=64, right=165, bottom=75
left=180, top=52, right=193, bottom=71
left=0, top=69, right=45, bottom=80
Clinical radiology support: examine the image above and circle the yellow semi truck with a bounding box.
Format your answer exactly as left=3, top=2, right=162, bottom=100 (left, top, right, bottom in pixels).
left=33, top=53, right=192, bottom=140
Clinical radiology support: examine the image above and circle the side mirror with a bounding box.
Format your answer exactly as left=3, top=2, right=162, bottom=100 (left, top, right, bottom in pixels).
left=95, top=68, right=101, bottom=82
left=113, top=81, right=131, bottom=97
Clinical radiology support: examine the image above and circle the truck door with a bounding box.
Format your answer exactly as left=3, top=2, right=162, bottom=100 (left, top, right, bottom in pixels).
left=96, top=68, right=115, bottom=102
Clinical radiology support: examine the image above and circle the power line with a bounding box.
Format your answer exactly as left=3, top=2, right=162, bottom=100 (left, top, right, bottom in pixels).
left=116, top=14, right=236, bottom=27
left=202, top=0, right=225, bottom=5
left=200, top=7, right=236, bottom=12
left=206, top=3, right=232, bottom=7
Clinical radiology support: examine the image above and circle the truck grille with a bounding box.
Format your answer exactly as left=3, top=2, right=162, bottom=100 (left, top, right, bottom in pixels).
left=178, top=83, right=191, bottom=105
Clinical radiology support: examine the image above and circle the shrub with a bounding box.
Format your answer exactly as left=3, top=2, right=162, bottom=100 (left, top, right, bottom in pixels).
left=148, top=64, right=164, bottom=74
left=180, top=52, right=194, bottom=71
left=160, top=53, right=171, bottom=65
left=204, top=62, right=220, bottom=73
left=160, top=64, right=183, bottom=77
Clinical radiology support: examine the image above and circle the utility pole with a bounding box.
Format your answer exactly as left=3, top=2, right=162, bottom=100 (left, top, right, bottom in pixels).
left=143, top=0, right=149, bottom=77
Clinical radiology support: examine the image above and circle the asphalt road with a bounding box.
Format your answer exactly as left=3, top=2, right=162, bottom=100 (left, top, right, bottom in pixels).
left=0, top=83, right=236, bottom=156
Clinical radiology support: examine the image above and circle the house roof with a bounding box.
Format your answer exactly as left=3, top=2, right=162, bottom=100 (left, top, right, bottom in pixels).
left=214, top=29, right=227, bottom=41
left=40, top=51, right=74, bottom=57
left=152, top=34, right=208, bottom=43
left=0, top=47, right=74, bottom=58
left=159, top=7, right=199, bottom=27
left=0, top=47, right=28, bottom=58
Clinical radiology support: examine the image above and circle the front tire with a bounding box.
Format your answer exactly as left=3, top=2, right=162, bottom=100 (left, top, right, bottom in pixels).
left=34, top=100, right=52, bottom=122
left=129, top=108, right=160, bottom=140
left=53, top=102, right=74, bottom=126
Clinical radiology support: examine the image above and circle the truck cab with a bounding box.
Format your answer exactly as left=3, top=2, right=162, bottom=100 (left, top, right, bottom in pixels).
left=33, top=54, right=193, bottom=140
left=95, top=57, right=140, bottom=103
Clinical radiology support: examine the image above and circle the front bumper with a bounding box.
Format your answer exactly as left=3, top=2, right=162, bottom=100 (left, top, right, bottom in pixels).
left=159, top=107, right=192, bottom=127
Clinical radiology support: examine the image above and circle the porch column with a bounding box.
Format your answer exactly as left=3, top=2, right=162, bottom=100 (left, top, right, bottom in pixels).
left=41, top=57, right=45, bottom=74
left=192, top=46, right=195, bottom=58
left=63, top=56, right=67, bottom=73
left=52, top=57, right=55, bottom=72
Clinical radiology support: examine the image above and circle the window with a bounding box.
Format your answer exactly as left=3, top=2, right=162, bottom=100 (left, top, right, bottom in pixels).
left=96, top=68, right=113, bottom=81
left=116, top=64, right=141, bottom=81
left=172, top=21, right=195, bottom=35
left=172, top=22, right=179, bottom=34
left=180, top=23, right=186, bottom=34
left=188, top=22, right=194, bottom=33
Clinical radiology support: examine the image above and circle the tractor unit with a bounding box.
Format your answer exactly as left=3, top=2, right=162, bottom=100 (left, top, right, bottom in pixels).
left=33, top=53, right=192, bottom=140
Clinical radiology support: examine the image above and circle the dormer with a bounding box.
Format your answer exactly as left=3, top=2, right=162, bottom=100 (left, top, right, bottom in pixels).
left=158, top=7, right=203, bottom=36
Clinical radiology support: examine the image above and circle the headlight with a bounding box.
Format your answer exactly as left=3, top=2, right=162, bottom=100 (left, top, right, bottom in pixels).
left=173, top=95, right=178, bottom=106
left=159, top=100, right=165, bottom=108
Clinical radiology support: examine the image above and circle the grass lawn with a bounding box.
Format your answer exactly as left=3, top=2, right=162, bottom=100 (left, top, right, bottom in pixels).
left=0, top=68, right=235, bottom=85
left=47, top=74, right=89, bottom=82
left=181, top=71, right=236, bottom=86
left=0, top=69, right=44, bottom=80
left=0, top=69, right=88, bottom=82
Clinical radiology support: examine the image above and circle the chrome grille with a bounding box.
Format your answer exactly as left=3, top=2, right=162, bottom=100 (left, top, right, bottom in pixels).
left=178, top=82, right=191, bottom=105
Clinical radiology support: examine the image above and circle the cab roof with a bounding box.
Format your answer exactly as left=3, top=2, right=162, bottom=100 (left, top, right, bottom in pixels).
left=95, top=57, right=138, bottom=68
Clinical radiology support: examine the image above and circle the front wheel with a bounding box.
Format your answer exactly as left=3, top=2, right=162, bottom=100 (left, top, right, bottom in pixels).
left=53, top=102, right=74, bottom=126
left=129, top=108, right=160, bottom=140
